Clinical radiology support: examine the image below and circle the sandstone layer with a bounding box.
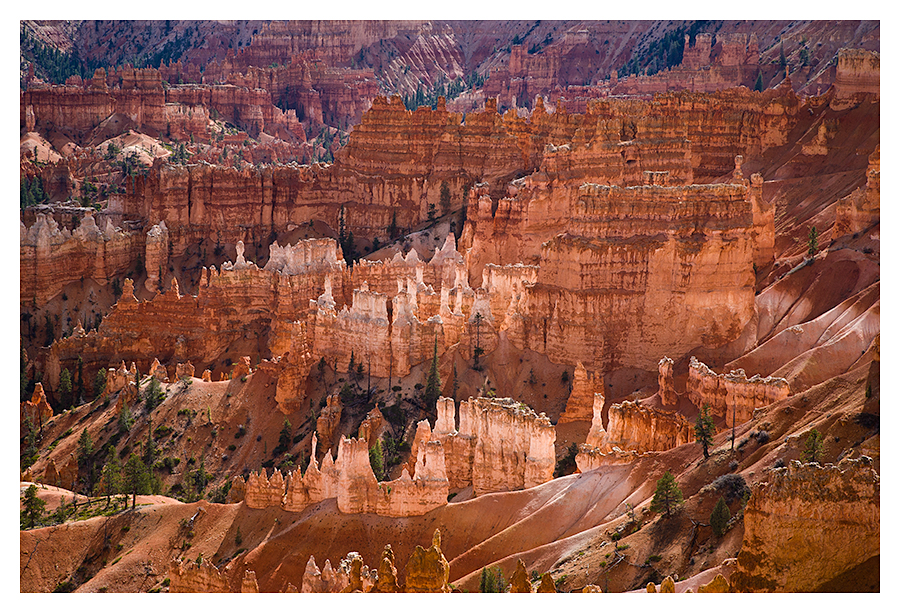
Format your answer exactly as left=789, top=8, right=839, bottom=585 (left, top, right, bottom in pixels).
left=730, top=457, right=879, bottom=592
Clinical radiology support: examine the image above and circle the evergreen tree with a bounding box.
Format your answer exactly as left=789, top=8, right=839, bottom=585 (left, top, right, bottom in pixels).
left=124, top=453, right=149, bottom=509
left=58, top=368, right=73, bottom=412
left=694, top=404, right=715, bottom=459
left=650, top=471, right=684, bottom=516
left=118, top=401, right=134, bottom=433
left=754, top=71, right=764, bottom=92
left=75, top=356, right=84, bottom=405
left=277, top=419, right=292, bottom=455
left=423, top=337, right=441, bottom=412
left=94, top=368, right=107, bottom=399
left=479, top=566, right=503, bottom=593
left=21, top=417, right=39, bottom=471
left=145, top=376, right=164, bottom=410
left=369, top=438, right=384, bottom=480
left=807, top=225, right=819, bottom=257
left=77, top=428, right=95, bottom=492
left=98, top=446, right=122, bottom=505
left=21, top=484, right=46, bottom=529
left=21, top=178, right=32, bottom=209
left=77, top=428, right=94, bottom=466
left=802, top=428, right=824, bottom=463
left=30, top=176, right=46, bottom=204
left=710, top=496, right=731, bottom=537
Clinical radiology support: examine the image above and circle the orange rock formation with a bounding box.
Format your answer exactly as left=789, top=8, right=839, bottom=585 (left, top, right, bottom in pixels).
left=559, top=362, right=603, bottom=423
left=21, top=382, right=53, bottom=430
left=687, top=356, right=791, bottom=425
left=731, top=456, right=879, bottom=592
left=404, top=529, right=450, bottom=593
left=241, top=433, right=448, bottom=518
left=427, top=396, right=556, bottom=495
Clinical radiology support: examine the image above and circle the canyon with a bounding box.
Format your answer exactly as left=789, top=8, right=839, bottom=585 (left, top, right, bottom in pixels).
left=19, top=20, right=879, bottom=595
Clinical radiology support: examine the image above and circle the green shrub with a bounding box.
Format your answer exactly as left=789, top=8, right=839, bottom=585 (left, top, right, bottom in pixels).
left=710, top=496, right=731, bottom=537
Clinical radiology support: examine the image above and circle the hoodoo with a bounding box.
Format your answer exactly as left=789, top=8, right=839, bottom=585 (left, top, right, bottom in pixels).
left=20, top=20, right=879, bottom=594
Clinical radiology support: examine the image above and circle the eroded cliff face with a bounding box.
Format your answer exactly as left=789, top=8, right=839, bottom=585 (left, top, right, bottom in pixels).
left=21, top=67, right=305, bottom=144
left=730, top=457, right=879, bottom=592
left=687, top=356, right=791, bottom=424
left=575, top=388, right=692, bottom=471
left=20, top=212, right=145, bottom=308
left=425, top=396, right=555, bottom=495
left=491, top=182, right=761, bottom=373
left=169, top=558, right=230, bottom=593
left=830, top=48, right=880, bottom=111
left=834, top=145, right=879, bottom=237
left=41, top=238, right=338, bottom=400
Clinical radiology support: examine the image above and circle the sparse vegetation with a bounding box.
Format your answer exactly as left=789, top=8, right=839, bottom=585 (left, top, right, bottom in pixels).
left=807, top=226, right=819, bottom=257
left=802, top=428, right=824, bottom=463
left=479, top=565, right=506, bottom=593
left=369, top=439, right=384, bottom=480
left=20, top=484, right=46, bottom=529
left=707, top=473, right=750, bottom=503
left=650, top=471, right=684, bottom=516
left=710, top=496, right=731, bottom=537
left=145, top=377, right=165, bottom=411
left=694, top=404, right=715, bottom=459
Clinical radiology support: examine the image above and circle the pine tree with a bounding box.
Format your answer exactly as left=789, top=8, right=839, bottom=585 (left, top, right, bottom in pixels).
left=807, top=225, right=819, bottom=257
left=77, top=428, right=95, bottom=492
left=650, top=471, right=684, bottom=516
left=124, top=453, right=149, bottom=509
left=277, top=419, right=292, bottom=455
left=75, top=356, right=84, bottom=405
left=94, top=368, right=107, bottom=399
left=369, top=438, right=384, bottom=481
left=145, top=376, right=164, bottom=410
left=58, top=368, right=73, bottom=412
left=802, top=428, right=824, bottom=463
left=694, top=404, right=715, bottom=459
left=710, top=496, right=731, bottom=537
left=21, top=484, right=46, bottom=529
left=118, top=400, right=133, bottom=433
left=423, top=337, right=441, bottom=412
left=77, top=428, right=94, bottom=466
left=99, top=446, right=122, bottom=505
left=21, top=417, right=39, bottom=471
left=479, top=566, right=501, bottom=593
left=754, top=71, right=764, bottom=92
